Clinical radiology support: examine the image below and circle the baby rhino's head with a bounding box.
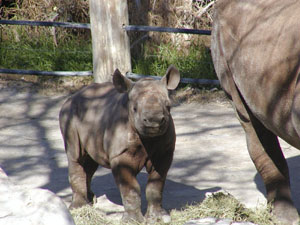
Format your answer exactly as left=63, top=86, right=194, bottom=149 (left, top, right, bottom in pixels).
left=113, top=65, right=180, bottom=137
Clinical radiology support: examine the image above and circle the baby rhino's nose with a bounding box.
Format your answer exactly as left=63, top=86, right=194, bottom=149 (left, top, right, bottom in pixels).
left=142, top=111, right=165, bottom=127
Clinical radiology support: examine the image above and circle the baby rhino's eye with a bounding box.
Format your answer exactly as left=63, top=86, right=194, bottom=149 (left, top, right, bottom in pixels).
left=165, top=101, right=171, bottom=111
left=133, top=104, right=137, bottom=112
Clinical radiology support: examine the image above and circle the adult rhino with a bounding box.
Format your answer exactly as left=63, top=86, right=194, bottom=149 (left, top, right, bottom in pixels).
left=59, top=66, right=180, bottom=223
left=211, top=0, right=300, bottom=224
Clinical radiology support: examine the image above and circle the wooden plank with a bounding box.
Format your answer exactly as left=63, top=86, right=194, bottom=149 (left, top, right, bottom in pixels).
left=89, top=0, right=132, bottom=83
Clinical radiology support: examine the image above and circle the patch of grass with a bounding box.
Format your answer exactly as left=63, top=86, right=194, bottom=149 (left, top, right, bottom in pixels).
left=1, top=34, right=215, bottom=83
left=70, top=205, right=143, bottom=225
left=70, top=206, right=114, bottom=225
left=0, top=34, right=92, bottom=72
left=70, top=192, right=278, bottom=225
left=132, top=41, right=216, bottom=80
left=170, top=192, right=278, bottom=225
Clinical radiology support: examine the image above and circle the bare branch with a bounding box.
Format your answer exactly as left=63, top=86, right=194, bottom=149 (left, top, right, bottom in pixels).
left=196, top=0, right=216, bottom=19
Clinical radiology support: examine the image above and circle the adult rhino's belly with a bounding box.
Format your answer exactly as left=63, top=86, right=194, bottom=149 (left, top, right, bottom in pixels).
left=235, top=75, right=300, bottom=149
left=227, top=31, right=300, bottom=149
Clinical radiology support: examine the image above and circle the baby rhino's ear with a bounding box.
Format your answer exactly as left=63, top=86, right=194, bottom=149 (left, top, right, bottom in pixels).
left=112, top=69, right=134, bottom=93
left=161, top=65, right=180, bottom=90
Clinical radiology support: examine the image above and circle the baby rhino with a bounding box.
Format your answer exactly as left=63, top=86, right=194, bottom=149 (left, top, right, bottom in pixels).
left=59, top=65, right=180, bottom=223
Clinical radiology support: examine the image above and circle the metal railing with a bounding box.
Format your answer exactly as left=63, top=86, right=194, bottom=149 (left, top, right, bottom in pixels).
left=0, top=20, right=211, bottom=34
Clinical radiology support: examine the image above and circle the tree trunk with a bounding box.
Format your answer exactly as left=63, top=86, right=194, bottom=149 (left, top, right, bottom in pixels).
left=89, top=0, right=132, bottom=83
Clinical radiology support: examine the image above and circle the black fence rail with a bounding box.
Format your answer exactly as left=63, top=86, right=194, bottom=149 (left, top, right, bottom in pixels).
left=0, top=20, right=211, bottom=35
left=0, top=19, right=217, bottom=85
left=124, top=25, right=211, bottom=35
left=126, top=72, right=219, bottom=85
left=0, top=69, right=93, bottom=76
left=0, top=20, right=91, bottom=29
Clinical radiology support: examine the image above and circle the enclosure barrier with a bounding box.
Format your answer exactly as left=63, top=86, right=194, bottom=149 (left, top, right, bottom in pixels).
left=0, top=19, right=218, bottom=85
left=0, top=69, right=93, bottom=76
left=126, top=72, right=219, bottom=85
left=0, top=20, right=211, bottom=35
left=124, top=25, right=211, bottom=35
left=0, top=20, right=91, bottom=29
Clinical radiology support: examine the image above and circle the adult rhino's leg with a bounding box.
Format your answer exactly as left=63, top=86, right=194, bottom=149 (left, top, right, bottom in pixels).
left=211, top=47, right=298, bottom=223
left=242, top=115, right=298, bottom=223
left=145, top=153, right=173, bottom=224
left=111, top=157, right=144, bottom=223
left=291, top=81, right=300, bottom=141
left=234, top=101, right=299, bottom=225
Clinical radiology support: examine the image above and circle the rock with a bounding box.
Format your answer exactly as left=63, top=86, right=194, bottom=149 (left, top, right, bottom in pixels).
left=161, top=214, right=172, bottom=224
left=231, top=223, right=257, bottom=225
left=93, top=195, right=124, bottom=222
left=215, top=218, right=233, bottom=225
left=0, top=167, right=75, bottom=225
left=184, top=217, right=217, bottom=225
left=184, top=217, right=258, bottom=225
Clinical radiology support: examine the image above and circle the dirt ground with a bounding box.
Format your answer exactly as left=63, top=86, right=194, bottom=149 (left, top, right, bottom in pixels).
left=1, top=77, right=300, bottom=216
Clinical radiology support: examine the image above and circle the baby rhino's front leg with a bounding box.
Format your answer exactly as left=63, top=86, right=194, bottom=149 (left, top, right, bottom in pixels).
left=111, top=156, right=145, bottom=223
left=145, top=170, right=170, bottom=224
left=145, top=155, right=173, bottom=224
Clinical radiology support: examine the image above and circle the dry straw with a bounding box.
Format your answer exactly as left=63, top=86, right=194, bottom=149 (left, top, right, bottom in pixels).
left=1, top=0, right=90, bottom=44
left=147, top=0, right=214, bottom=45
left=1, top=0, right=214, bottom=46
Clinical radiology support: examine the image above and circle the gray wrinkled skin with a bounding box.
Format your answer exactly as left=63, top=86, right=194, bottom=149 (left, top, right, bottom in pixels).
left=211, top=0, right=300, bottom=224
left=59, top=65, right=180, bottom=223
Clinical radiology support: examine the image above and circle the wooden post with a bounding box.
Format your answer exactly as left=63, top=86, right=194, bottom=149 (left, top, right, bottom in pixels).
left=89, top=0, right=132, bottom=83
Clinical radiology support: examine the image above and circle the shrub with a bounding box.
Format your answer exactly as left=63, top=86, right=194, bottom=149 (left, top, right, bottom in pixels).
left=132, top=41, right=216, bottom=80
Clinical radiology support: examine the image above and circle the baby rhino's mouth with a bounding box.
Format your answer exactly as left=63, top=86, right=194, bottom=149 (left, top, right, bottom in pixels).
left=139, top=119, right=169, bottom=137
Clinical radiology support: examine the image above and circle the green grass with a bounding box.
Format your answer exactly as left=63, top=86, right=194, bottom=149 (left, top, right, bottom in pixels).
left=132, top=41, right=217, bottom=80
left=0, top=35, right=92, bottom=71
left=0, top=35, right=216, bottom=82
left=70, top=192, right=278, bottom=225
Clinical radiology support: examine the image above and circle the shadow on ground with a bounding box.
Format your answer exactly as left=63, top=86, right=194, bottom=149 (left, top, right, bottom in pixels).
left=90, top=171, right=221, bottom=213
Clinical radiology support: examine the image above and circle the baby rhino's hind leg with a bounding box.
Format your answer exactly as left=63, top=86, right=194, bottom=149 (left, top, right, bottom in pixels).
left=82, top=154, right=99, bottom=203
left=68, top=151, right=98, bottom=209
